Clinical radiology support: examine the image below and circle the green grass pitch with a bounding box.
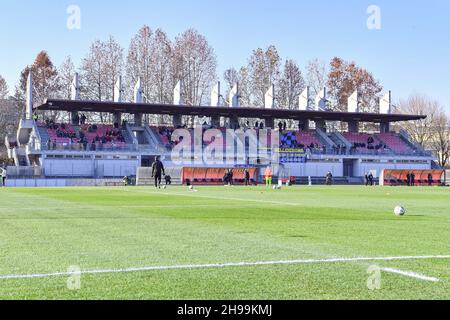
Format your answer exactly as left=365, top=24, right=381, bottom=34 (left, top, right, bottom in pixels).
left=0, top=185, right=449, bottom=300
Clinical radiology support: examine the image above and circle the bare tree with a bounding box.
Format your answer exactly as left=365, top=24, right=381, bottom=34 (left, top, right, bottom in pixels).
left=58, top=56, right=76, bottom=99
left=248, top=45, right=281, bottom=106
left=305, top=58, right=327, bottom=95
left=173, top=28, right=217, bottom=106
left=395, top=95, right=439, bottom=148
left=430, top=111, right=450, bottom=168
left=150, top=28, right=173, bottom=104
left=0, top=75, right=8, bottom=100
left=150, top=29, right=174, bottom=125
left=104, top=36, right=124, bottom=102
left=277, top=59, right=305, bottom=110
left=126, top=25, right=153, bottom=103
left=222, top=67, right=251, bottom=107
left=223, top=67, right=239, bottom=103
left=81, top=37, right=124, bottom=122
left=0, top=99, right=22, bottom=154
left=396, top=95, right=450, bottom=168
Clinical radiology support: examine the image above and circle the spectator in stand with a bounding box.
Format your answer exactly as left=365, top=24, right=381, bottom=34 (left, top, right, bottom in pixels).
left=278, top=122, right=283, bottom=131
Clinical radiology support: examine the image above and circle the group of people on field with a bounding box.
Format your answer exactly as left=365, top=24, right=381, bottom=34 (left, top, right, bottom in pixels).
left=365, top=172, right=375, bottom=186
left=224, top=168, right=252, bottom=186
left=406, top=172, right=416, bottom=186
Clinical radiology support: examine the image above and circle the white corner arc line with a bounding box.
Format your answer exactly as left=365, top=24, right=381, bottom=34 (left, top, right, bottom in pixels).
left=0, top=255, right=448, bottom=281
left=381, top=267, right=440, bottom=282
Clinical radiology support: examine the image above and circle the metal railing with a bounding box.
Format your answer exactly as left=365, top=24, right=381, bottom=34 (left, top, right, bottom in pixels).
left=31, top=141, right=138, bottom=153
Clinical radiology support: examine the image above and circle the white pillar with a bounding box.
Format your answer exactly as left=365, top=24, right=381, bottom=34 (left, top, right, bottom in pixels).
left=134, top=78, right=143, bottom=104
left=347, top=90, right=359, bottom=113
left=229, top=83, right=239, bottom=108
left=210, top=81, right=221, bottom=107
left=113, top=76, right=124, bottom=125
left=315, top=87, right=327, bottom=111
left=380, top=91, right=392, bottom=114
left=71, top=73, right=80, bottom=101
left=134, top=78, right=143, bottom=126
left=114, top=76, right=124, bottom=103
left=173, top=80, right=184, bottom=127
left=173, top=80, right=184, bottom=105
left=299, top=86, right=311, bottom=111
left=26, top=72, right=33, bottom=119
left=70, top=73, right=80, bottom=125
left=264, top=84, right=275, bottom=109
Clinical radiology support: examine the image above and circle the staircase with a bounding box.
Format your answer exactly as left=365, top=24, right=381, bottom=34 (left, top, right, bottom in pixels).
left=37, top=126, right=50, bottom=147
left=431, top=161, right=442, bottom=170
left=12, top=148, right=30, bottom=167
left=136, top=167, right=182, bottom=186
left=329, top=132, right=352, bottom=149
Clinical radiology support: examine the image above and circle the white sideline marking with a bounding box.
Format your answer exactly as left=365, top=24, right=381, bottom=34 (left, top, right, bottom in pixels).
left=140, top=190, right=300, bottom=206
left=0, top=255, right=447, bottom=281
left=381, top=267, right=440, bottom=282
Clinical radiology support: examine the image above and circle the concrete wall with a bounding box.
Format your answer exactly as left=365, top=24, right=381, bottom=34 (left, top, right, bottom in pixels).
left=284, top=160, right=343, bottom=177
left=43, top=158, right=139, bottom=178
left=284, top=158, right=430, bottom=178
left=6, top=178, right=123, bottom=187
left=355, top=159, right=431, bottom=177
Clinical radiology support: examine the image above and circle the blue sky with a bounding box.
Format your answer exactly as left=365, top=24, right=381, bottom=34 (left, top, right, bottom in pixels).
left=0, top=0, right=449, bottom=112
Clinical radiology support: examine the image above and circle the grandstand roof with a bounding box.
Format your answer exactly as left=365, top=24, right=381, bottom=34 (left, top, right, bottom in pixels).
left=35, top=99, right=426, bottom=123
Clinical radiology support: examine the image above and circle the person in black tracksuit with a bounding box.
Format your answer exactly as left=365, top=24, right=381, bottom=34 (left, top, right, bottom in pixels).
left=151, top=156, right=165, bottom=189
left=244, top=169, right=250, bottom=186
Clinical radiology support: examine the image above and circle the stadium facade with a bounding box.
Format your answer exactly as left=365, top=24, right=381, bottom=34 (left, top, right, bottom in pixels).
left=3, top=73, right=437, bottom=186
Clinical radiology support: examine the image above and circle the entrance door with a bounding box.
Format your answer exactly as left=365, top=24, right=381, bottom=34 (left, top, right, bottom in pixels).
left=141, top=156, right=154, bottom=167
left=343, top=159, right=354, bottom=177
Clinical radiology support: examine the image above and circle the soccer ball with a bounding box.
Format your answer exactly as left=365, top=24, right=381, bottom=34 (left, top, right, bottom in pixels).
left=273, top=185, right=277, bottom=190
left=394, top=206, right=406, bottom=216
left=163, top=185, right=166, bottom=189
left=189, top=185, right=194, bottom=191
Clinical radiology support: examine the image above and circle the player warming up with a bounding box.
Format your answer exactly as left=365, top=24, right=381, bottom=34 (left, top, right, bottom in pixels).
left=151, top=156, right=166, bottom=189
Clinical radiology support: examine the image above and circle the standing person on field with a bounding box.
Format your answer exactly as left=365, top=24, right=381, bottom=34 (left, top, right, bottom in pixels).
left=264, top=166, right=273, bottom=187
left=0, top=168, right=6, bottom=187
left=151, top=156, right=165, bottom=189
left=428, top=173, right=433, bottom=186
left=244, top=168, right=251, bottom=186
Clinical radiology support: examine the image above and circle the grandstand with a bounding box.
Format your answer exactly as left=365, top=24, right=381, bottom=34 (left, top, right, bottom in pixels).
left=3, top=73, right=437, bottom=186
